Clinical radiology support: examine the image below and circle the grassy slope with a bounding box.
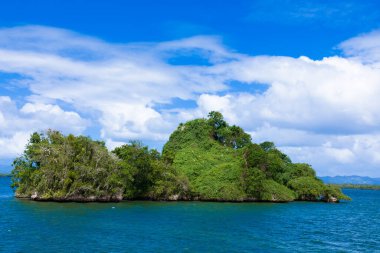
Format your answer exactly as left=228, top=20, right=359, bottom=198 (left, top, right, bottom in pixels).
left=163, top=119, right=247, bottom=200
left=163, top=117, right=350, bottom=202
left=173, top=142, right=245, bottom=200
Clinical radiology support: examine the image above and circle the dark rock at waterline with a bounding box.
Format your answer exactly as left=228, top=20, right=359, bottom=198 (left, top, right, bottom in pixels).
left=16, top=192, right=123, bottom=202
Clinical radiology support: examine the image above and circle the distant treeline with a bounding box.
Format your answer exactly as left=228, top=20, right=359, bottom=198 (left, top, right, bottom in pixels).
left=330, top=184, right=380, bottom=190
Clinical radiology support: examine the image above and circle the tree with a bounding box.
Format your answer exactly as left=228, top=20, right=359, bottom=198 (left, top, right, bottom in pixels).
left=207, top=111, right=251, bottom=149
left=207, top=111, right=227, bottom=130
left=220, top=125, right=251, bottom=149
left=260, top=141, right=275, bottom=152
left=113, top=142, right=183, bottom=199
left=242, top=144, right=267, bottom=170
left=288, top=176, right=325, bottom=201
left=113, top=142, right=154, bottom=197
left=12, top=130, right=124, bottom=201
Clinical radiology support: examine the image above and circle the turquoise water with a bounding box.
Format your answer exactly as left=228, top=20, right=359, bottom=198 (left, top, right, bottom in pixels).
left=1, top=177, right=379, bottom=252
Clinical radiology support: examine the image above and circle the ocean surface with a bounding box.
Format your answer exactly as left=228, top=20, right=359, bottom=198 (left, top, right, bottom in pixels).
left=1, top=177, right=379, bottom=253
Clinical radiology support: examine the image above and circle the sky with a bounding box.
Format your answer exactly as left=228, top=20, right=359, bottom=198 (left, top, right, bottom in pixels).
left=1, top=0, right=380, bottom=177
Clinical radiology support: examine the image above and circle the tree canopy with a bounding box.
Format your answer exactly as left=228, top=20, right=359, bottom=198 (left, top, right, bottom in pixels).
left=11, top=130, right=124, bottom=201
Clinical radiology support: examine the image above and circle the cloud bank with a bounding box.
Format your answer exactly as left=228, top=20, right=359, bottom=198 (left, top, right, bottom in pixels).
left=1, top=25, right=380, bottom=176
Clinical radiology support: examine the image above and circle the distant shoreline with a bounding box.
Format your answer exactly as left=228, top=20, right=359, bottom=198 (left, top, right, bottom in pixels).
left=330, top=184, right=380, bottom=190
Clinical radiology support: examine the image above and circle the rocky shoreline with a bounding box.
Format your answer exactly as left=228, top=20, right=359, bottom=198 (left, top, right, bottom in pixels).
left=15, top=192, right=340, bottom=203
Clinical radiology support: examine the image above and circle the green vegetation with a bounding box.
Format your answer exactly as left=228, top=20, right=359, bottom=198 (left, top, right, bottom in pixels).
left=11, top=131, right=124, bottom=201
left=112, top=141, right=187, bottom=200
left=330, top=184, right=380, bottom=190
left=0, top=173, right=11, bottom=177
left=11, top=112, right=350, bottom=202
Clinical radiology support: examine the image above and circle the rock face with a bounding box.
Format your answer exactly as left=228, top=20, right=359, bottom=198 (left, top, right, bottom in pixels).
left=168, top=194, right=179, bottom=201
left=31, top=192, right=38, bottom=200
left=325, top=196, right=339, bottom=203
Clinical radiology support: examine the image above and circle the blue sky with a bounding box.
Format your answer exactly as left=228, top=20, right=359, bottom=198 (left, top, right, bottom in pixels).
left=2, top=0, right=379, bottom=57
left=1, top=0, right=380, bottom=177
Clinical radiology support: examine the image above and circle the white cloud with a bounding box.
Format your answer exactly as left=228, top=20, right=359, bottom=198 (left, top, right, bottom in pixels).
left=0, top=96, right=87, bottom=158
left=0, top=131, right=30, bottom=159
left=1, top=25, right=380, bottom=177
left=0, top=26, right=232, bottom=142
left=339, top=30, right=380, bottom=65
left=105, top=138, right=127, bottom=151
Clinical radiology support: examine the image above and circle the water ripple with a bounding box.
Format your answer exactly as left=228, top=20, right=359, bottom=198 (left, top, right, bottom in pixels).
left=1, top=178, right=379, bottom=252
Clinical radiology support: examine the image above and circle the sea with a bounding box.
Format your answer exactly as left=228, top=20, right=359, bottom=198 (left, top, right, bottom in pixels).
left=0, top=177, right=379, bottom=252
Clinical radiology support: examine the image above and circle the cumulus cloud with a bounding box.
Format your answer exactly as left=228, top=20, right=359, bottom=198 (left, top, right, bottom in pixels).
left=1, top=25, right=380, bottom=176
left=0, top=26, right=233, bottom=142
left=0, top=96, right=87, bottom=158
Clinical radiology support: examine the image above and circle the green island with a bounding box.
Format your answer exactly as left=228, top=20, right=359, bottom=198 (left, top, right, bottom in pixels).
left=11, top=111, right=350, bottom=203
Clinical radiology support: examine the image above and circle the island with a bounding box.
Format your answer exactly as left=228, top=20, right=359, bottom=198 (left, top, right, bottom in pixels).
left=11, top=111, right=350, bottom=203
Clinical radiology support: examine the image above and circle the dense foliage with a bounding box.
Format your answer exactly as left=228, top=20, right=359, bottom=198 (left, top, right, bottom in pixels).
left=163, top=111, right=349, bottom=202
left=112, top=141, right=188, bottom=200
left=11, top=112, right=350, bottom=202
left=11, top=130, right=124, bottom=201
